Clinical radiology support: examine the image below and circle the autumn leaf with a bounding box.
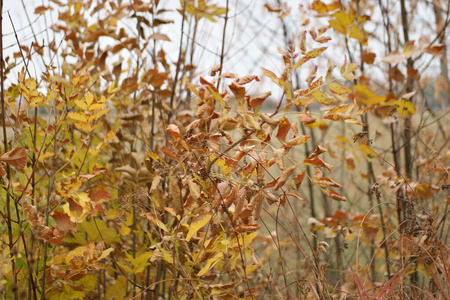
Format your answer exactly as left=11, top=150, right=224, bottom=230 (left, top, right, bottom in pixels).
left=283, top=135, right=311, bottom=148
left=52, top=211, right=76, bottom=233
left=395, top=99, right=416, bottom=118
left=324, top=189, right=347, bottom=201
left=415, top=183, right=439, bottom=199
left=262, top=68, right=282, bottom=86
left=382, top=50, right=405, bottom=64
left=305, top=47, right=328, bottom=58
left=328, top=82, right=353, bottom=95
left=197, top=252, right=223, bottom=277
left=312, top=90, right=337, bottom=105
left=313, top=168, right=341, bottom=187
left=276, top=117, right=291, bottom=143
left=149, top=33, right=171, bottom=41
left=0, top=147, right=29, bottom=174
left=274, top=165, right=296, bottom=190
left=186, top=213, right=212, bottom=242
left=311, top=0, right=328, bottom=13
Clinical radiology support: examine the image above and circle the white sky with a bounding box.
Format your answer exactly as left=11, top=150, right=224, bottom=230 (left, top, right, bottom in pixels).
left=2, top=0, right=448, bottom=100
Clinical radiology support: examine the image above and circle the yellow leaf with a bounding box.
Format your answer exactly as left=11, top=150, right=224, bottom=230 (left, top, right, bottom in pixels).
left=283, top=80, right=293, bottom=101
left=88, top=103, right=106, bottom=111
left=354, top=85, right=386, bottom=104
left=125, top=251, right=153, bottom=274
left=66, top=246, right=87, bottom=265
left=25, top=78, right=37, bottom=91
left=76, top=192, right=90, bottom=207
left=74, top=122, right=95, bottom=132
left=98, top=248, right=114, bottom=260
left=359, top=144, right=378, bottom=158
left=240, top=232, right=258, bottom=248
left=311, top=0, right=328, bottom=13
left=120, top=225, right=131, bottom=236
left=38, top=151, right=55, bottom=163
left=72, top=76, right=80, bottom=87
left=89, top=108, right=109, bottom=122
left=158, top=246, right=174, bottom=264
left=334, top=10, right=352, bottom=27
left=68, top=112, right=88, bottom=122
left=145, top=213, right=169, bottom=232
left=329, top=19, right=346, bottom=34
left=328, top=82, right=353, bottom=94
left=74, top=100, right=88, bottom=110
left=312, top=90, right=337, bottom=105
left=197, top=252, right=223, bottom=277
left=349, top=24, right=368, bottom=45
left=210, top=154, right=231, bottom=176
left=105, top=277, right=127, bottom=300
left=402, top=41, right=421, bottom=59
left=186, top=213, right=212, bottom=242
left=85, top=92, right=94, bottom=106
left=341, top=62, right=359, bottom=80
left=305, top=47, right=328, bottom=58
left=336, top=135, right=352, bottom=145
left=75, top=274, right=97, bottom=292
left=395, top=100, right=416, bottom=118
left=262, top=68, right=281, bottom=86
left=148, top=150, right=168, bottom=167
left=106, top=209, right=119, bottom=220
left=107, top=82, right=119, bottom=94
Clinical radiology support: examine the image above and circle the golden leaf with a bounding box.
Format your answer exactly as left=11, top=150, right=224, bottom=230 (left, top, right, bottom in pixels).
left=328, top=82, right=353, bottom=95
left=186, top=213, right=212, bottom=242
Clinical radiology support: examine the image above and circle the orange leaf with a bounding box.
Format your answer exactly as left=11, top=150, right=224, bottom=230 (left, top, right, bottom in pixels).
left=424, top=45, right=444, bottom=57
left=324, top=189, right=347, bottom=201
left=311, top=0, right=327, bottom=13
left=294, top=167, right=307, bottom=189
left=276, top=117, right=291, bottom=143
left=303, top=156, right=333, bottom=172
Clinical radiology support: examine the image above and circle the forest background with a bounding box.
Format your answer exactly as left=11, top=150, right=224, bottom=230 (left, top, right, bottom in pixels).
left=0, top=0, right=449, bottom=299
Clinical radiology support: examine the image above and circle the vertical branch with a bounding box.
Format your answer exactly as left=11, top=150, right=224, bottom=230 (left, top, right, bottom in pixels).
left=215, top=0, right=229, bottom=89
left=399, top=0, right=414, bottom=180
left=433, top=1, right=450, bottom=104
left=1, top=2, right=18, bottom=299
left=168, top=0, right=187, bottom=124
left=355, top=0, right=377, bottom=282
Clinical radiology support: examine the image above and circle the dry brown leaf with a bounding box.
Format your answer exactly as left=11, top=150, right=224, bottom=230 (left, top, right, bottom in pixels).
left=0, top=147, right=29, bottom=173
left=149, top=33, right=171, bottom=41
left=274, top=165, right=296, bottom=190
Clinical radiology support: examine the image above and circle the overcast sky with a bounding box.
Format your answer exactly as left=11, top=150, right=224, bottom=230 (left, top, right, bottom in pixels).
left=3, top=0, right=448, bottom=100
